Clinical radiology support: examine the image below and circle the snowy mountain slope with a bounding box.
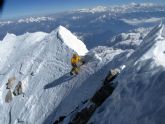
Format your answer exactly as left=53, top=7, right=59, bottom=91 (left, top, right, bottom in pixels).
left=0, top=24, right=135, bottom=124
left=0, top=26, right=90, bottom=124
left=89, top=24, right=165, bottom=124
left=0, top=3, right=164, bottom=124
left=0, top=32, right=48, bottom=72
left=44, top=46, right=132, bottom=124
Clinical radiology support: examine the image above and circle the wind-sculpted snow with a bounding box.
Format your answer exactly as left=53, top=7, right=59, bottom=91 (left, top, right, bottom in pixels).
left=0, top=3, right=164, bottom=124
left=137, top=24, right=165, bottom=67
left=0, top=24, right=134, bottom=124
left=58, top=26, right=88, bottom=56
left=0, top=26, right=90, bottom=124
left=89, top=24, right=165, bottom=124
left=43, top=46, right=131, bottom=124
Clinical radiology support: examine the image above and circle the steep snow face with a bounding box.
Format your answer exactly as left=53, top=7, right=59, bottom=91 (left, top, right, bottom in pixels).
left=58, top=26, right=88, bottom=56
left=0, top=26, right=89, bottom=124
left=44, top=46, right=132, bottom=124
left=0, top=24, right=133, bottom=124
left=137, top=24, right=165, bottom=67
left=0, top=32, right=48, bottom=71
left=89, top=24, right=165, bottom=124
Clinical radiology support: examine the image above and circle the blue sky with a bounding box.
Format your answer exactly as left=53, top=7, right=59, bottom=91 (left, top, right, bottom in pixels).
left=1, top=0, right=165, bottom=19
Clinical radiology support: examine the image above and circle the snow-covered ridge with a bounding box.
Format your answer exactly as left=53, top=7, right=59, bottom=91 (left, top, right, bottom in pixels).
left=0, top=3, right=164, bottom=124
left=18, top=16, right=54, bottom=23
left=108, top=27, right=151, bottom=50
left=76, top=3, right=164, bottom=13
left=0, top=3, right=164, bottom=27
left=0, top=21, right=13, bottom=26
left=0, top=25, right=90, bottom=124
left=0, top=32, right=48, bottom=71
left=58, top=25, right=88, bottom=56
left=1, top=26, right=88, bottom=57
left=0, top=25, right=130, bottom=124
left=89, top=24, right=165, bottom=124
left=77, top=6, right=108, bottom=13
left=136, top=23, right=165, bottom=67
left=0, top=16, right=54, bottom=25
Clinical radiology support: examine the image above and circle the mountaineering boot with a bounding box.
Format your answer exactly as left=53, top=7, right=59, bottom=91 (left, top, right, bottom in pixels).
left=72, top=67, right=79, bottom=75
left=70, top=71, right=74, bottom=76
left=75, top=71, right=78, bottom=75
left=74, top=67, right=79, bottom=75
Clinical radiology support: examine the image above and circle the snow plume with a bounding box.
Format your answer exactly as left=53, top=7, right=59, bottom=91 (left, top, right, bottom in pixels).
left=89, top=24, right=165, bottom=124
left=58, top=25, right=88, bottom=56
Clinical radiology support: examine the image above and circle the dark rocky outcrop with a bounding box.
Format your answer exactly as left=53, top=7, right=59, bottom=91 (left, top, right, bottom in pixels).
left=53, top=69, right=119, bottom=124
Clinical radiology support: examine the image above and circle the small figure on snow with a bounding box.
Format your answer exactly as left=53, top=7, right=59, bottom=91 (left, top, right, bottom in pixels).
left=70, top=53, right=84, bottom=75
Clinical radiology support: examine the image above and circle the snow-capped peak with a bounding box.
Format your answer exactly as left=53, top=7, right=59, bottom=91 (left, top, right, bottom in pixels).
left=79, top=6, right=108, bottom=13
left=58, top=25, right=88, bottom=56
left=18, top=16, right=54, bottom=23
left=127, top=2, right=155, bottom=7
left=0, top=26, right=82, bottom=124
left=75, top=3, right=163, bottom=14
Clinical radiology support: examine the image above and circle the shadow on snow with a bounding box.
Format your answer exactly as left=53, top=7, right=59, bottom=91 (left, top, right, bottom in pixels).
left=44, top=73, right=74, bottom=89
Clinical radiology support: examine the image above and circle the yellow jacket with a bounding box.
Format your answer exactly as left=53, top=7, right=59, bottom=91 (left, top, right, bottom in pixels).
left=71, top=55, right=81, bottom=65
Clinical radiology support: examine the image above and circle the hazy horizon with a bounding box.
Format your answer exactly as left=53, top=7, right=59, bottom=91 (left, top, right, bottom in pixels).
left=1, top=0, right=165, bottom=20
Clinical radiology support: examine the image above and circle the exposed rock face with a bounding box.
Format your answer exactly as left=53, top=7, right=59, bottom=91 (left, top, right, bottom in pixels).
left=68, top=70, right=118, bottom=124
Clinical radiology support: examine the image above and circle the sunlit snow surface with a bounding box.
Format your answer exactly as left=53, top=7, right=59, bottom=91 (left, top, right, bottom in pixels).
left=0, top=26, right=131, bottom=124
left=89, top=24, right=165, bottom=124
left=0, top=8, right=165, bottom=124
left=58, top=26, right=88, bottom=56
left=0, top=26, right=90, bottom=124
